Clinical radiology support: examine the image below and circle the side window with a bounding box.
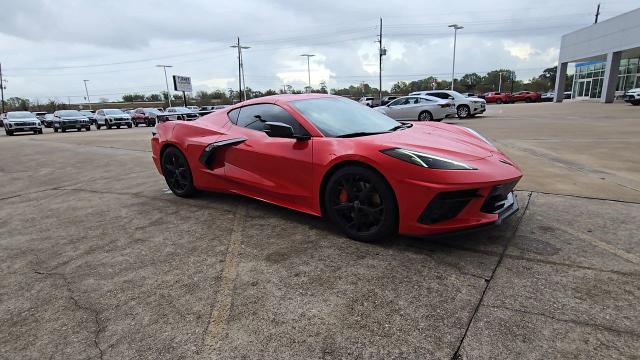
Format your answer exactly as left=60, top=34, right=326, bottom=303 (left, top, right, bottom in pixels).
left=418, top=98, right=434, bottom=104
left=235, top=104, right=308, bottom=135
left=97, top=110, right=103, bottom=116
left=388, top=98, right=403, bottom=106
left=227, top=108, right=240, bottom=124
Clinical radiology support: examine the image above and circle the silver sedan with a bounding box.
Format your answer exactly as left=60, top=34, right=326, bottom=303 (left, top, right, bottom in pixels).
left=374, top=95, right=455, bottom=121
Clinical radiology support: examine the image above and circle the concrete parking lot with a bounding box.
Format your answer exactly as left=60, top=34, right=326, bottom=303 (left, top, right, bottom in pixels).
left=1, top=102, right=638, bottom=359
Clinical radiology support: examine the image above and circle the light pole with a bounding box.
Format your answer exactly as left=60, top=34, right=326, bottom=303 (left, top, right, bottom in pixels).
left=230, top=38, right=250, bottom=102
left=82, top=80, right=92, bottom=110
left=156, top=64, right=173, bottom=107
left=300, top=54, right=315, bottom=93
left=448, top=24, right=463, bottom=91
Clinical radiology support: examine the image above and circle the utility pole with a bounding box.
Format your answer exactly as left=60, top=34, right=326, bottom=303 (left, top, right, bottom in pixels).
left=0, top=62, right=5, bottom=114
left=156, top=64, right=173, bottom=107
left=83, top=80, right=92, bottom=110
left=498, top=72, right=503, bottom=92
left=231, top=37, right=250, bottom=102
left=595, top=3, right=601, bottom=24
left=376, top=18, right=385, bottom=104
left=281, top=84, right=287, bottom=94
left=300, top=54, right=315, bottom=93
left=448, top=24, right=464, bottom=91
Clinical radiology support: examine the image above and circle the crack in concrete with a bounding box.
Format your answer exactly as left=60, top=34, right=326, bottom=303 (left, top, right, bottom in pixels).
left=516, top=189, right=640, bottom=205
left=202, top=202, right=247, bottom=349
left=451, top=192, right=533, bottom=360
left=481, top=304, right=640, bottom=338
left=33, top=270, right=105, bottom=360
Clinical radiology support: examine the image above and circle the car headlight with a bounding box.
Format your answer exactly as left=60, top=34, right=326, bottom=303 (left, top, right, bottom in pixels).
left=461, top=127, right=494, bottom=147
left=381, top=148, right=476, bottom=170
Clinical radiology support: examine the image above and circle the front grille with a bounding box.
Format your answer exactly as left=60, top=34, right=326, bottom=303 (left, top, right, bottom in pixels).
left=418, top=189, right=479, bottom=224
left=13, top=122, right=36, bottom=127
left=481, top=181, right=517, bottom=213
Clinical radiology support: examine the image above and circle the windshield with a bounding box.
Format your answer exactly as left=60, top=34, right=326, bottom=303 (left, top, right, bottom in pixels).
left=104, top=109, right=125, bottom=115
left=171, top=107, right=192, bottom=113
left=291, top=97, right=400, bottom=137
left=7, top=112, right=35, bottom=119
left=58, top=110, right=82, bottom=117
left=144, top=108, right=163, bottom=114
left=79, top=111, right=93, bottom=115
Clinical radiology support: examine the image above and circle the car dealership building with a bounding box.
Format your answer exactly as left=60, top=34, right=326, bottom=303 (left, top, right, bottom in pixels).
left=554, top=7, right=640, bottom=102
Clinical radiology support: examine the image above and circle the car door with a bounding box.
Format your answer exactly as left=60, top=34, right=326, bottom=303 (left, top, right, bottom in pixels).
left=95, top=110, right=104, bottom=124
left=221, top=103, right=314, bottom=211
left=385, top=98, right=412, bottom=120
left=396, top=97, right=425, bottom=120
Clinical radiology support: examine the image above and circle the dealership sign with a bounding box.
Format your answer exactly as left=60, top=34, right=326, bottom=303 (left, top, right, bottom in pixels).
left=173, top=75, right=192, bottom=92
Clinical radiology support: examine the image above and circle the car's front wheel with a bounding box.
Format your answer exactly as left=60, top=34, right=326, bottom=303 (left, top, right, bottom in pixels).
left=324, top=165, right=397, bottom=242
left=457, top=105, right=470, bottom=118
left=162, top=146, right=196, bottom=197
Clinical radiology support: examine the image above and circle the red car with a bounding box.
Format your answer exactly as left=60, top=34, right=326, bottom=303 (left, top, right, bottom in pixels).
left=151, top=94, right=522, bottom=242
left=482, top=92, right=512, bottom=104
left=132, top=108, right=163, bottom=127
left=511, top=91, right=541, bottom=103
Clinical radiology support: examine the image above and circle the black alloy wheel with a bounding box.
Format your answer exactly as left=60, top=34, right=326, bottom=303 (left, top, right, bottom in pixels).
left=162, top=147, right=196, bottom=197
left=324, top=166, right=397, bottom=242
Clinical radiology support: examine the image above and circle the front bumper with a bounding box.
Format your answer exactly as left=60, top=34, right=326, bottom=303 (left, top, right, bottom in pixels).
left=57, top=123, right=90, bottom=129
left=6, top=125, right=42, bottom=132
left=470, top=103, right=486, bottom=114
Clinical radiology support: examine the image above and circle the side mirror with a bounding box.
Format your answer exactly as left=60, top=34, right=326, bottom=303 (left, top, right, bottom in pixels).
left=448, top=96, right=455, bottom=100
left=264, top=122, right=294, bottom=138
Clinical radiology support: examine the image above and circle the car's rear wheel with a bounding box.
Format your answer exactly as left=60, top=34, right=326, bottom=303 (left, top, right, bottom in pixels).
left=324, top=165, right=397, bottom=242
left=6, top=129, right=14, bottom=136
left=162, top=147, right=196, bottom=197
left=127, top=124, right=132, bottom=128
left=61, top=128, right=66, bottom=133
left=106, top=123, right=112, bottom=129
left=525, top=98, right=532, bottom=103
left=53, top=127, right=59, bottom=133
left=418, top=111, right=433, bottom=121
left=457, top=105, right=470, bottom=118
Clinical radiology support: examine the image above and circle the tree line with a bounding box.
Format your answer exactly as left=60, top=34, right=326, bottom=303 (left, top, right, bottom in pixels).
left=2, top=66, right=572, bottom=112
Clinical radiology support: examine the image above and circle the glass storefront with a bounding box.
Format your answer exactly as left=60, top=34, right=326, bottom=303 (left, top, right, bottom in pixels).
left=572, top=57, right=640, bottom=99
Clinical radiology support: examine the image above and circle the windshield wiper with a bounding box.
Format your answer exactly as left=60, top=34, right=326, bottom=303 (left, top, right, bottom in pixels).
left=336, top=131, right=389, bottom=138
left=388, top=122, right=414, bottom=132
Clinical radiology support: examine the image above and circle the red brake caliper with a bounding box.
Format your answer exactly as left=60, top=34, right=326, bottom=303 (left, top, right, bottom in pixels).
left=339, top=188, right=348, bottom=203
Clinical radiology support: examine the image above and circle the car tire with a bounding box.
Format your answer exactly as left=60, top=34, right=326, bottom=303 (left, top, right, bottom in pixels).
left=457, top=105, right=471, bottom=119
left=6, top=129, right=14, bottom=136
left=96, top=123, right=101, bottom=130
left=162, top=146, right=197, bottom=198
left=496, top=99, right=502, bottom=104
left=525, top=98, right=532, bottom=103
left=324, top=165, right=397, bottom=242
left=106, top=123, right=112, bottom=129
left=86, top=127, right=91, bottom=131
left=53, top=127, right=59, bottom=133
left=127, top=124, right=132, bottom=128
left=418, top=111, right=433, bottom=121
left=134, top=122, right=139, bottom=127
left=61, top=128, right=66, bottom=133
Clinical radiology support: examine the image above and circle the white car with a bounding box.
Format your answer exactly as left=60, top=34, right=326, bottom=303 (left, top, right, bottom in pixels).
left=95, top=109, right=133, bottom=130
left=623, top=88, right=640, bottom=106
left=409, top=90, right=486, bottom=118
left=163, top=107, right=200, bottom=121
left=3, top=111, right=43, bottom=135
left=186, top=106, right=200, bottom=111
left=374, top=95, right=455, bottom=121
left=358, top=97, right=375, bottom=107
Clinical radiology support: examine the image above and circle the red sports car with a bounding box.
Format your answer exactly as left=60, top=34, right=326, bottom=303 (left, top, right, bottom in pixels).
left=151, top=94, right=522, bottom=242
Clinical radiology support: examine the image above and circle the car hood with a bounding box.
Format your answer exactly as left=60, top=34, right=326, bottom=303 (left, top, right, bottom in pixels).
left=359, top=122, right=495, bottom=161
left=626, top=88, right=640, bottom=94
left=60, top=116, right=88, bottom=120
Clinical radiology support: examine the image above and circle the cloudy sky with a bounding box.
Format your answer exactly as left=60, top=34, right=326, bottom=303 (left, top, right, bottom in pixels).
left=1, top=0, right=638, bottom=102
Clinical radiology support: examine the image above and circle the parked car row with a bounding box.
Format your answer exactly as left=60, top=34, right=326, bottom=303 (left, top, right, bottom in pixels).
left=2, top=104, right=232, bottom=136
left=360, top=90, right=486, bottom=119
left=480, top=91, right=543, bottom=104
